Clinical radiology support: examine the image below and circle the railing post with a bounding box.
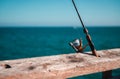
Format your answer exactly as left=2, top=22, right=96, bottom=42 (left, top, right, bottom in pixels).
left=102, top=70, right=112, bottom=79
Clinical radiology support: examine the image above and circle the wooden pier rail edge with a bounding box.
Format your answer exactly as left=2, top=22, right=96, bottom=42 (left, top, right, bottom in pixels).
left=0, top=48, right=120, bottom=79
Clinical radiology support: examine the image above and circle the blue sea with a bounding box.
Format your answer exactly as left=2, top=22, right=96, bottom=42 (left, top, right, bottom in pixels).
left=0, top=26, right=120, bottom=79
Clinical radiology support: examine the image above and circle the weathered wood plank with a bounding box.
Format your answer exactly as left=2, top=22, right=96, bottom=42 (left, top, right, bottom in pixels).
left=0, top=48, right=120, bottom=79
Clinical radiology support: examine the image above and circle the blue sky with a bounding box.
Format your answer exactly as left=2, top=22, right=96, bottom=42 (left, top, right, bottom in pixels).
left=0, top=0, right=120, bottom=27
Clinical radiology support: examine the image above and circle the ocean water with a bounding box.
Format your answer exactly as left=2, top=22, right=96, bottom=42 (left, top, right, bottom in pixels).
left=0, top=26, right=120, bottom=79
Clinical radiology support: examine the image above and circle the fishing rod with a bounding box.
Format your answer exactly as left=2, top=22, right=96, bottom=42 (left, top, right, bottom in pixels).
left=72, top=0, right=99, bottom=57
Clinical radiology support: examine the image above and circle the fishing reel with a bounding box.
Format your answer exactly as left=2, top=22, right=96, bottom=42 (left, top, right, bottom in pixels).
left=69, top=39, right=79, bottom=52
left=69, top=38, right=88, bottom=53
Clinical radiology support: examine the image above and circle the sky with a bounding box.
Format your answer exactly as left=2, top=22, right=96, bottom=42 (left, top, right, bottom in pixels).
left=0, top=0, right=120, bottom=27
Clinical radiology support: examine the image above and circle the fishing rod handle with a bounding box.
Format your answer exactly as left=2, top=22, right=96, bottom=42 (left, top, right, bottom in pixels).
left=86, top=34, right=99, bottom=57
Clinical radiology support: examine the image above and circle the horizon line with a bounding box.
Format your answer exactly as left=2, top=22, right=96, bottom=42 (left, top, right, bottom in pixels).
left=0, top=25, right=120, bottom=28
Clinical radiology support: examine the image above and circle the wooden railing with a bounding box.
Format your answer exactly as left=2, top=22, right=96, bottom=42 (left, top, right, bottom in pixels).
left=0, top=48, right=120, bottom=79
